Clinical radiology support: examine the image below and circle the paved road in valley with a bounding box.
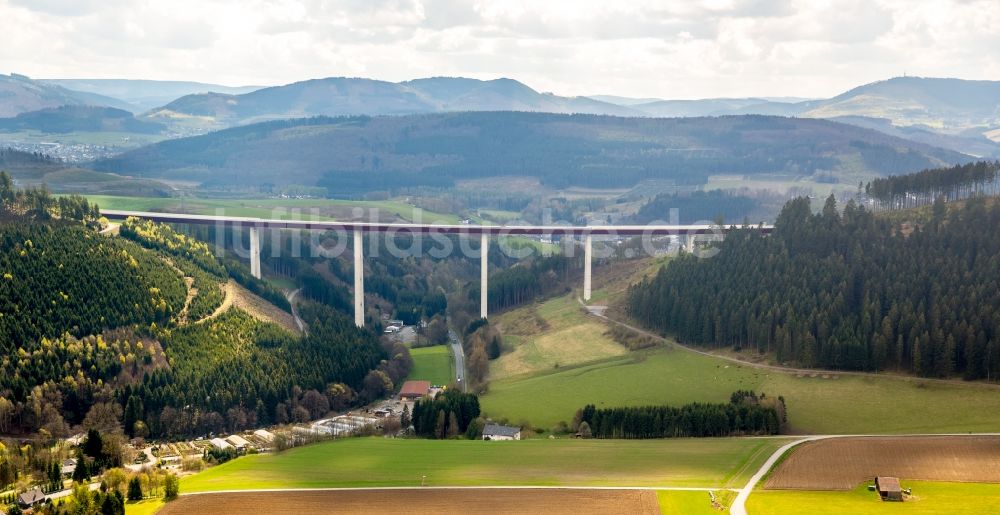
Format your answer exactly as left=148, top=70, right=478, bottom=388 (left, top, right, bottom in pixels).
left=449, top=329, right=467, bottom=392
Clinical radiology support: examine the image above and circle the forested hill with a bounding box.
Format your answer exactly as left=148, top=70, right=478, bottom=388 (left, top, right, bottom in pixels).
left=627, top=195, right=1000, bottom=380
left=0, top=176, right=401, bottom=438
left=91, top=112, right=969, bottom=193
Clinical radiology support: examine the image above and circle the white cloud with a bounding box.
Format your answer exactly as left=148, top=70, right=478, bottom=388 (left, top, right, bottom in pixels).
left=0, top=0, right=997, bottom=98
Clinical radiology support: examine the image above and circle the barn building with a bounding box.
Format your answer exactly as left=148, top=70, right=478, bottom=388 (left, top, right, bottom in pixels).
left=875, top=476, right=903, bottom=501
left=399, top=380, right=432, bottom=400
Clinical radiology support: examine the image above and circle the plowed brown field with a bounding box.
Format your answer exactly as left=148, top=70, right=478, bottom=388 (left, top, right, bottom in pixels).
left=765, top=435, right=1000, bottom=490
left=158, top=488, right=660, bottom=514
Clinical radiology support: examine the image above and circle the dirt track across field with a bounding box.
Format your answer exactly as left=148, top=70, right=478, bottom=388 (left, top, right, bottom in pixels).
left=158, top=488, right=660, bottom=514
left=765, top=435, right=1000, bottom=490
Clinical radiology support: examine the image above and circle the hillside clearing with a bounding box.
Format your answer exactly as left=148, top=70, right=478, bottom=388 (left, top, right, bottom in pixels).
left=227, top=280, right=300, bottom=335
left=492, top=295, right=626, bottom=380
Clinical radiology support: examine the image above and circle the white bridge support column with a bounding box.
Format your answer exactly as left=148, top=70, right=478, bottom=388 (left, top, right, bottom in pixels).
left=583, top=234, right=593, bottom=301
left=353, top=228, right=365, bottom=328
left=685, top=233, right=696, bottom=253
left=249, top=226, right=261, bottom=279
left=480, top=232, right=489, bottom=319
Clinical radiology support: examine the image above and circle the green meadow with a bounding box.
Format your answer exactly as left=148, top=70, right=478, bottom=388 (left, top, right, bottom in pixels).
left=407, top=345, right=454, bottom=386
left=480, top=342, right=1000, bottom=434
left=181, top=436, right=789, bottom=492
left=480, top=281, right=1000, bottom=435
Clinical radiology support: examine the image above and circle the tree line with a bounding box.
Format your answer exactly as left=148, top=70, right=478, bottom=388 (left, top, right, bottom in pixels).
left=866, top=161, right=1000, bottom=211
left=628, top=194, right=1000, bottom=379
left=577, top=391, right=784, bottom=439
left=411, top=390, right=480, bottom=439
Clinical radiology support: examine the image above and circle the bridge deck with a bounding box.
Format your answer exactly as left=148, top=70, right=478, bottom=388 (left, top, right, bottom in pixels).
left=101, top=210, right=773, bottom=236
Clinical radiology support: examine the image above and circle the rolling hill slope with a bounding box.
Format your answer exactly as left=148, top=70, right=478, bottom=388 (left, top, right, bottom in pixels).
left=0, top=105, right=165, bottom=134
left=0, top=73, right=134, bottom=116
left=92, top=112, right=970, bottom=193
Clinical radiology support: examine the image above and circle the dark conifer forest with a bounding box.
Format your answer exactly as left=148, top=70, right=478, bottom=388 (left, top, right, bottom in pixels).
left=628, top=193, right=1000, bottom=379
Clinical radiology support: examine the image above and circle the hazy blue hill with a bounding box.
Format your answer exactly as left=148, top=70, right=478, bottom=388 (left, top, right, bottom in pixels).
left=586, top=94, right=667, bottom=106
left=0, top=105, right=165, bottom=134
left=801, top=76, right=1000, bottom=132
left=632, top=98, right=794, bottom=117
left=827, top=116, right=1000, bottom=158
left=143, top=76, right=639, bottom=128
left=91, top=112, right=969, bottom=193
left=42, top=78, right=262, bottom=111
left=0, top=73, right=134, bottom=116
left=406, top=77, right=639, bottom=115
left=146, top=77, right=436, bottom=128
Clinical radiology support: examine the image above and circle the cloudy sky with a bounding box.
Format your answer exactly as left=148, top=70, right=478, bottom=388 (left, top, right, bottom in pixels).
left=2, top=0, right=998, bottom=99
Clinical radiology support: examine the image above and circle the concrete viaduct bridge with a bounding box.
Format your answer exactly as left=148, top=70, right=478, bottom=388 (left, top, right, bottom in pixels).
left=102, top=210, right=772, bottom=328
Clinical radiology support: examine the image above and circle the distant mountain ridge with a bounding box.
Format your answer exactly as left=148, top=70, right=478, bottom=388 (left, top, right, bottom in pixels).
left=0, top=73, right=134, bottom=117
left=42, top=78, right=262, bottom=112
left=589, top=76, right=1000, bottom=156
left=3, top=73, right=998, bottom=158
left=143, top=76, right=641, bottom=129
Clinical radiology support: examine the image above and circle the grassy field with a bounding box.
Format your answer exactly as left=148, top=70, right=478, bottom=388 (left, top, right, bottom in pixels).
left=748, top=481, right=1000, bottom=515
left=181, top=437, right=789, bottom=492
left=125, top=499, right=165, bottom=515
left=481, top=341, right=1000, bottom=433
left=491, top=295, right=626, bottom=380
left=408, top=345, right=454, bottom=386
left=480, top=279, right=1000, bottom=435
left=85, top=195, right=469, bottom=224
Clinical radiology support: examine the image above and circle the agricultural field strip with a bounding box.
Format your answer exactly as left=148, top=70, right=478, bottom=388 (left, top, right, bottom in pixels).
left=732, top=433, right=1000, bottom=515
left=178, top=485, right=737, bottom=496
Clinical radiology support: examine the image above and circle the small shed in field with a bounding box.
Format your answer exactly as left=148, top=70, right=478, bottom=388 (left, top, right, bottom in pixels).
left=875, top=476, right=903, bottom=501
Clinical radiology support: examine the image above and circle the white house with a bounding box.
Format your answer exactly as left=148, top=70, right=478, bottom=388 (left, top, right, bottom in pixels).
left=482, top=423, right=521, bottom=441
